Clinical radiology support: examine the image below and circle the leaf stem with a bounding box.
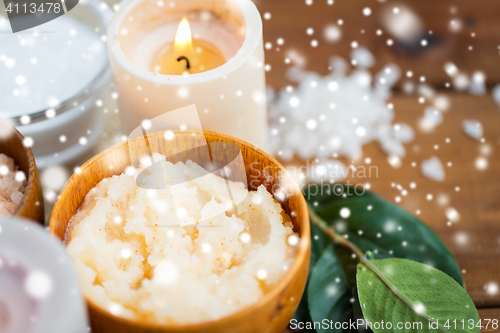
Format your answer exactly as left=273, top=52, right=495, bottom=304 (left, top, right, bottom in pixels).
left=307, top=203, right=448, bottom=333
left=308, top=203, right=364, bottom=259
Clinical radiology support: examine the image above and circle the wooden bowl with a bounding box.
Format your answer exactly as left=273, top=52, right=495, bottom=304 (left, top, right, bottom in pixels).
left=0, top=119, right=44, bottom=224
left=49, top=129, right=311, bottom=333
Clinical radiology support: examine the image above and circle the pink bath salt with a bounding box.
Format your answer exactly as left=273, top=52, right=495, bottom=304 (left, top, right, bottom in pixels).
left=3, top=201, right=18, bottom=212
left=14, top=179, right=24, bottom=189
left=3, top=171, right=14, bottom=180
left=0, top=153, right=15, bottom=171
left=2, top=177, right=14, bottom=188
left=11, top=191, right=24, bottom=205
left=6, top=187, right=16, bottom=197
left=0, top=153, right=26, bottom=216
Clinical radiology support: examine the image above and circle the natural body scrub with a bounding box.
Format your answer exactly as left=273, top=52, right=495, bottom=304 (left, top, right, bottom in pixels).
left=0, top=153, right=26, bottom=216
left=66, top=158, right=299, bottom=324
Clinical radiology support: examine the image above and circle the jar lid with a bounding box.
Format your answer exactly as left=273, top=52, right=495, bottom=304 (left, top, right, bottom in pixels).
left=0, top=0, right=113, bottom=126
left=0, top=217, right=88, bottom=333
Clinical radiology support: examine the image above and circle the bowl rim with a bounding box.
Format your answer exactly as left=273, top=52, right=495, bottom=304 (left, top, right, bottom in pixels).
left=49, top=129, right=310, bottom=330
left=0, top=119, right=38, bottom=218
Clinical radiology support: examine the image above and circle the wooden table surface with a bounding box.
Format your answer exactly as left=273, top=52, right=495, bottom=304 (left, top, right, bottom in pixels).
left=252, top=0, right=500, bottom=330
left=256, top=0, right=500, bottom=88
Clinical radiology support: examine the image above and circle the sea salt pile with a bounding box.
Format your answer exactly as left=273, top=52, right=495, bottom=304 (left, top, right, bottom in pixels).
left=268, top=47, right=412, bottom=162
left=0, top=153, right=27, bottom=215
left=443, top=62, right=486, bottom=95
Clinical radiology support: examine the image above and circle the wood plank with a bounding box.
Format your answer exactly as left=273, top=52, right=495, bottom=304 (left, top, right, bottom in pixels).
left=256, top=0, right=500, bottom=88
left=479, top=308, right=500, bottom=332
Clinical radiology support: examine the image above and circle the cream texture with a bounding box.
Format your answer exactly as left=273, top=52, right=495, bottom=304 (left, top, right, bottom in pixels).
left=66, top=159, right=298, bottom=324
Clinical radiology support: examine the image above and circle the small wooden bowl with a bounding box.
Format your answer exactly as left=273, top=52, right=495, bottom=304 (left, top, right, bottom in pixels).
left=49, top=129, right=310, bottom=333
left=0, top=119, right=44, bottom=224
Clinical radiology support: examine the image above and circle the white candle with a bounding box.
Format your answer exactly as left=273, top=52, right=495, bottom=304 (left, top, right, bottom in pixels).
left=107, top=0, right=268, bottom=149
left=0, top=217, right=88, bottom=333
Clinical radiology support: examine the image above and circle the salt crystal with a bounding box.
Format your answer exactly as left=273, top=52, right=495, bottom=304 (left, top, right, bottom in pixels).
left=4, top=186, right=15, bottom=198
left=0, top=153, right=26, bottom=216
left=4, top=201, right=17, bottom=212
left=308, top=159, right=347, bottom=182
left=417, top=84, right=435, bottom=99
left=392, top=123, right=415, bottom=143
left=421, top=156, right=445, bottom=182
left=453, top=73, right=469, bottom=91
left=381, top=5, right=423, bottom=44
left=2, top=177, right=13, bottom=188
left=328, top=56, right=349, bottom=76
left=420, top=107, right=443, bottom=131
left=324, top=24, right=342, bottom=43
left=350, top=47, right=375, bottom=68
left=11, top=191, right=23, bottom=205
left=433, top=95, right=450, bottom=112
left=376, top=64, right=401, bottom=88
left=0, top=153, right=14, bottom=171
left=374, top=64, right=401, bottom=99
left=351, top=70, right=372, bottom=88
left=444, top=62, right=458, bottom=77
left=380, top=137, right=406, bottom=158
left=387, top=155, right=402, bottom=168
left=462, top=119, right=483, bottom=141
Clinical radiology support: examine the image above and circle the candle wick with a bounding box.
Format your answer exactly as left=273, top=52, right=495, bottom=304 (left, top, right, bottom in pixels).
left=177, top=56, right=191, bottom=70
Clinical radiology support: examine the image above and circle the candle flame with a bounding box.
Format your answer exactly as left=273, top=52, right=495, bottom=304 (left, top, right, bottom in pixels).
left=174, top=17, right=192, bottom=50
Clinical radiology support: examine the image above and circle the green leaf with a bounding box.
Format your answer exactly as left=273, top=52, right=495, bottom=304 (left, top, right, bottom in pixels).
left=357, top=258, right=479, bottom=333
left=294, top=291, right=314, bottom=330
left=293, top=223, right=331, bottom=331
left=316, top=197, right=464, bottom=286
left=300, top=184, right=466, bottom=333
left=308, top=245, right=356, bottom=333
left=311, top=222, right=331, bottom=266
